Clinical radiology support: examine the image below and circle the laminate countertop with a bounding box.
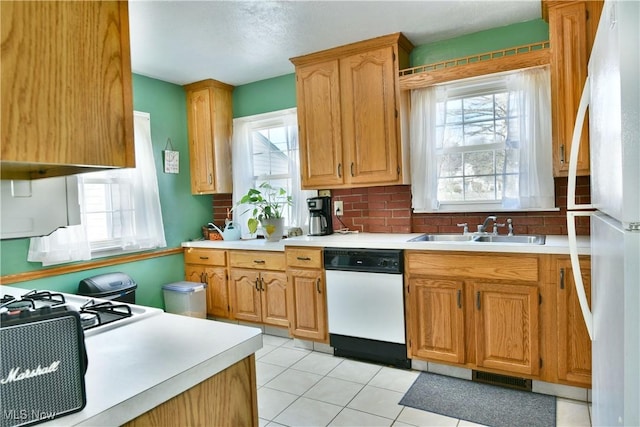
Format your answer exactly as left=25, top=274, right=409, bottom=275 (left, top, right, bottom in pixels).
left=39, top=313, right=262, bottom=426
left=182, top=232, right=591, bottom=255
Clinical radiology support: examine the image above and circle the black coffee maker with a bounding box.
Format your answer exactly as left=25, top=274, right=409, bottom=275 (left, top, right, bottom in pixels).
left=307, top=196, right=333, bottom=236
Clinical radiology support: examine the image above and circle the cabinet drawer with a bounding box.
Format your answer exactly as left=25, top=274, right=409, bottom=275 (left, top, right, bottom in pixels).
left=406, top=252, right=539, bottom=282
left=286, top=248, right=323, bottom=269
left=184, top=248, right=227, bottom=266
left=230, top=251, right=286, bottom=271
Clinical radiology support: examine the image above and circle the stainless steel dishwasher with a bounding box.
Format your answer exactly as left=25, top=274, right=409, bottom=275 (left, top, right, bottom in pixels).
left=323, top=248, right=410, bottom=368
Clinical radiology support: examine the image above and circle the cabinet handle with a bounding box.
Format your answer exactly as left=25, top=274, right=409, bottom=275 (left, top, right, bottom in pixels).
left=203, top=273, right=208, bottom=283
left=560, top=144, right=566, bottom=164
left=457, top=289, right=462, bottom=309
left=316, top=278, right=321, bottom=294
left=253, top=260, right=266, bottom=264
left=476, top=292, right=481, bottom=310
left=350, top=162, right=354, bottom=177
left=297, top=256, right=311, bottom=261
left=255, top=277, right=260, bottom=291
left=208, top=173, right=213, bottom=184
left=199, top=256, right=209, bottom=260
left=337, top=163, right=342, bottom=178
left=560, top=268, right=565, bottom=290
left=200, top=272, right=206, bottom=283
left=260, top=277, right=265, bottom=291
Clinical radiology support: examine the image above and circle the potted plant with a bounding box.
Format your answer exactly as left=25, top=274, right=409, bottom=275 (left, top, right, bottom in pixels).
left=235, top=182, right=292, bottom=242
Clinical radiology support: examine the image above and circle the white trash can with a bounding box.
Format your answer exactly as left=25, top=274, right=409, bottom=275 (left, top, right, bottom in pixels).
left=162, top=281, right=207, bottom=318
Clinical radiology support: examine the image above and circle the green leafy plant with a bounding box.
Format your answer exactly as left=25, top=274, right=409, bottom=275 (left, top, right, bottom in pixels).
left=236, top=182, right=292, bottom=234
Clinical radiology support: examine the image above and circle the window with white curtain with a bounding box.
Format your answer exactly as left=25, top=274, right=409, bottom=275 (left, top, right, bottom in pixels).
left=232, top=108, right=316, bottom=237
left=28, top=111, right=166, bottom=266
left=410, top=66, right=555, bottom=213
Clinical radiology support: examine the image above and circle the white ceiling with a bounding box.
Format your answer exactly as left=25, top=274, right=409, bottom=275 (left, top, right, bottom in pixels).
left=128, top=0, right=541, bottom=87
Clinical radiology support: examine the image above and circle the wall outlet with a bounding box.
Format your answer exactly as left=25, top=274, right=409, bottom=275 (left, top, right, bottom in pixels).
left=334, top=200, right=343, bottom=216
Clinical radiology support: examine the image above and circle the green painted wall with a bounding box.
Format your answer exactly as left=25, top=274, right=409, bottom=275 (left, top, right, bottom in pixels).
left=233, top=73, right=297, bottom=118
left=410, top=19, right=549, bottom=67
left=0, top=74, right=213, bottom=309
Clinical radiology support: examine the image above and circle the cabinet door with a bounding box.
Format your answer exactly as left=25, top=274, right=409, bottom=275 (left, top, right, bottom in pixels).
left=340, top=46, right=400, bottom=185
left=407, top=278, right=465, bottom=364
left=205, top=267, right=230, bottom=319
left=1, top=1, right=134, bottom=178
left=287, top=269, right=327, bottom=342
left=186, top=87, right=216, bottom=194
left=229, top=269, right=261, bottom=323
left=556, top=257, right=592, bottom=386
left=185, top=265, right=229, bottom=318
left=260, top=271, right=289, bottom=328
left=295, top=60, right=344, bottom=188
left=474, top=282, right=540, bottom=376
left=549, top=1, right=591, bottom=177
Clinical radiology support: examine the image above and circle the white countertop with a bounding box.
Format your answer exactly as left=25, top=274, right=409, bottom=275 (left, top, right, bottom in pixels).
left=183, top=232, right=591, bottom=255
left=42, top=314, right=262, bottom=426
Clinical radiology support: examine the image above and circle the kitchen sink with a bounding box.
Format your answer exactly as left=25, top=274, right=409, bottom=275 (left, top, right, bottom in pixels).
left=408, top=233, right=546, bottom=245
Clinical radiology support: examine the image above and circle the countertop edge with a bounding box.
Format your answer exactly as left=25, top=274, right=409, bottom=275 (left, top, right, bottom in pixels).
left=79, top=333, right=263, bottom=426
left=182, top=234, right=590, bottom=255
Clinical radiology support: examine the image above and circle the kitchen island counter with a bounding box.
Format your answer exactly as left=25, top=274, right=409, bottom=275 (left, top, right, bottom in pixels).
left=41, top=313, right=262, bottom=426
left=183, top=232, right=590, bottom=255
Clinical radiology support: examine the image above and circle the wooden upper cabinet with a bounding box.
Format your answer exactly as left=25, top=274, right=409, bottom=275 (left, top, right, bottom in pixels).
left=1, top=1, right=134, bottom=179
left=546, top=0, right=604, bottom=177
left=291, top=33, right=413, bottom=189
left=295, top=60, right=344, bottom=188
left=184, top=79, right=233, bottom=195
left=341, top=46, right=400, bottom=185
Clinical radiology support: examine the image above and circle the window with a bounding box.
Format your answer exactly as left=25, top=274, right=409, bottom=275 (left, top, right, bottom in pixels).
left=410, top=67, right=555, bottom=213
left=436, top=82, right=519, bottom=203
left=28, top=112, right=166, bottom=265
left=232, top=108, right=316, bottom=237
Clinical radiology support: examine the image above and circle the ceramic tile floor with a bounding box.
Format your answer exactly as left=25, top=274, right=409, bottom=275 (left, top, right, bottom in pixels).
left=256, top=334, right=593, bottom=427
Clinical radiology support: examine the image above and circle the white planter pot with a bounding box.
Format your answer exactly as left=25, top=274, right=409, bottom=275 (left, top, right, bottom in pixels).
left=261, top=218, right=284, bottom=242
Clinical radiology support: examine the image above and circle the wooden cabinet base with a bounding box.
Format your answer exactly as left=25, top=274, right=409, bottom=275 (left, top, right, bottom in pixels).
left=124, top=355, right=258, bottom=427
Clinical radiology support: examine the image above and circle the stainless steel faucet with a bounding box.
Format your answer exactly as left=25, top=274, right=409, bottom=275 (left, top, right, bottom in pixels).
left=477, top=215, right=497, bottom=233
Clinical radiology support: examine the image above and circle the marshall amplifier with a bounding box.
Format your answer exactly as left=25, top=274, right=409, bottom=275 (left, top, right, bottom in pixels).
left=1, top=307, right=88, bottom=427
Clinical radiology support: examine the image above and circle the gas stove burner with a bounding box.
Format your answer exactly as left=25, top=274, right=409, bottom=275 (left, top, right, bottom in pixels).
left=0, top=297, right=35, bottom=312
left=80, top=311, right=100, bottom=329
left=78, top=299, right=133, bottom=331
left=22, top=290, right=66, bottom=306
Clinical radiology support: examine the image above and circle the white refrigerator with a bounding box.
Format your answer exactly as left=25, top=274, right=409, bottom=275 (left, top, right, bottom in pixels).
left=566, top=1, right=640, bottom=426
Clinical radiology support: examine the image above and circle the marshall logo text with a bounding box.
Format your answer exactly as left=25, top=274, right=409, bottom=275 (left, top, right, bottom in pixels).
left=0, top=361, right=61, bottom=384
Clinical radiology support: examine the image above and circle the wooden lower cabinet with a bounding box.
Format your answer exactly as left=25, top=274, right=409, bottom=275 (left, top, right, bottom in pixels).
left=124, top=354, right=258, bottom=427
left=555, top=256, right=592, bottom=387
left=185, top=266, right=229, bottom=318
left=287, top=269, right=327, bottom=342
left=406, top=251, right=543, bottom=379
left=473, top=281, right=540, bottom=376
left=285, top=247, right=328, bottom=342
left=184, top=248, right=230, bottom=319
left=229, top=268, right=288, bottom=327
left=406, top=278, right=465, bottom=364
